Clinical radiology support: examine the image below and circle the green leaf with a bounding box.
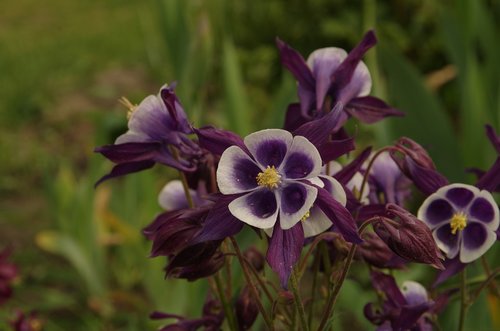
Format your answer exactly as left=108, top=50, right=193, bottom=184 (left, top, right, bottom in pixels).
left=379, top=44, right=463, bottom=181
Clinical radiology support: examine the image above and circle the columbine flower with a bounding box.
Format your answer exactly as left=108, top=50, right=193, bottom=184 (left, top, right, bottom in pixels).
left=217, top=128, right=324, bottom=231
left=216, top=128, right=359, bottom=286
left=277, top=30, right=403, bottom=131
left=95, top=84, right=201, bottom=185
left=417, top=183, right=499, bottom=263
left=364, top=271, right=450, bottom=331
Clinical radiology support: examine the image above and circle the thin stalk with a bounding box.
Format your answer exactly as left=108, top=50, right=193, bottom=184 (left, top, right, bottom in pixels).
left=290, top=270, right=309, bottom=331
left=169, top=146, right=195, bottom=208
left=470, top=267, right=500, bottom=303
left=480, top=256, right=500, bottom=297
left=230, top=237, right=274, bottom=330
left=214, top=272, right=238, bottom=331
left=317, top=217, right=385, bottom=331
left=307, top=250, right=321, bottom=329
left=458, top=269, right=468, bottom=331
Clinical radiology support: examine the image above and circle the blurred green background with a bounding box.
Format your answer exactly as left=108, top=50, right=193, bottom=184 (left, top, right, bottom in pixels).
left=1, top=0, right=499, bottom=330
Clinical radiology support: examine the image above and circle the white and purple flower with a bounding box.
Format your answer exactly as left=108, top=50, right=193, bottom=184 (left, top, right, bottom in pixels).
left=418, top=183, right=499, bottom=263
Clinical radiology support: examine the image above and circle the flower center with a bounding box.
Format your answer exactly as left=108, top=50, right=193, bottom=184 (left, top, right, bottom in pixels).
left=450, top=212, right=467, bottom=235
left=256, top=166, right=281, bottom=189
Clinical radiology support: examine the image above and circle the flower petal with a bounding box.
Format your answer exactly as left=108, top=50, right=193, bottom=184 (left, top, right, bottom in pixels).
left=244, top=129, right=293, bottom=168
left=195, top=126, right=247, bottom=156
left=217, top=146, right=261, bottom=194
left=229, top=190, right=278, bottom=229
left=95, top=160, right=155, bottom=186
left=345, top=96, right=403, bottom=124
left=444, top=184, right=475, bottom=208
left=319, top=175, right=347, bottom=207
left=281, top=136, right=322, bottom=179
left=460, top=222, right=496, bottom=263
left=469, top=195, right=499, bottom=229
left=126, top=95, right=171, bottom=141
left=279, top=182, right=317, bottom=230
left=276, top=38, right=315, bottom=91
left=433, top=224, right=460, bottom=259
left=266, top=221, right=304, bottom=288
left=306, top=47, right=347, bottom=110
left=302, top=207, right=332, bottom=238
left=418, top=198, right=454, bottom=229
left=158, top=180, right=196, bottom=210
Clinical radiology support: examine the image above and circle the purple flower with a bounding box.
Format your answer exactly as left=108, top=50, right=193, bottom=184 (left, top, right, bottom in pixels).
left=0, top=248, right=17, bottom=306
left=367, top=152, right=412, bottom=206
left=95, top=85, right=201, bottom=185
left=277, top=31, right=403, bottom=131
left=364, top=271, right=450, bottom=331
left=216, top=128, right=359, bottom=286
left=417, top=183, right=499, bottom=263
left=10, top=311, right=43, bottom=331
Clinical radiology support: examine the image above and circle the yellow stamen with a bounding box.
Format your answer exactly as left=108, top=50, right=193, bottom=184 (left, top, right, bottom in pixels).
left=256, top=166, right=281, bottom=189
left=300, top=210, right=311, bottom=222
left=450, top=212, right=467, bottom=235
left=119, top=97, right=137, bottom=120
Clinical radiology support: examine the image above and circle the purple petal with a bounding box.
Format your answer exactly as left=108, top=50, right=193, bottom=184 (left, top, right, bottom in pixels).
left=297, top=85, right=316, bottom=117
left=406, top=157, right=449, bottom=196
left=195, top=126, right=247, bottom=156
left=159, top=85, right=191, bottom=133
left=330, top=30, right=377, bottom=103
left=420, top=198, right=454, bottom=228
left=306, top=47, right=347, bottom=110
left=217, top=146, right=261, bottom=194
left=266, top=221, right=304, bottom=288
left=95, top=160, right=155, bottom=186
left=244, top=129, right=293, bottom=168
left=292, top=102, right=344, bottom=147
left=316, top=136, right=355, bottom=164
left=460, top=222, right=496, bottom=263
left=276, top=38, right=315, bottom=91
left=433, top=256, right=467, bottom=287
left=279, top=182, right=317, bottom=229
left=229, top=189, right=278, bottom=229
left=283, top=103, right=309, bottom=132
left=433, top=224, right=460, bottom=259
left=345, top=96, right=404, bottom=124
left=469, top=197, right=496, bottom=224
left=395, top=302, right=431, bottom=331
left=281, top=136, right=322, bottom=179
left=95, top=142, right=161, bottom=163
left=370, top=271, right=406, bottom=307
left=445, top=186, right=475, bottom=208
left=334, top=147, right=372, bottom=185
left=485, top=124, right=500, bottom=154
left=314, top=186, right=362, bottom=243
left=318, top=175, right=347, bottom=206
left=475, top=157, right=500, bottom=192
left=192, top=195, right=244, bottom=243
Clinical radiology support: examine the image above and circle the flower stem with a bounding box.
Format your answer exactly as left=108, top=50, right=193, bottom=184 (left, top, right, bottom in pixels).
left=169, top=146, right=195, bottom=208
left=214, top=272, right=238, bottom=331
left=458, top=269, right=468, bottom=331
left=229, top=237, right=274, bottom=330
left=307, top=250, right=321, bottom=329
left=480, top=256, right=500, bottom=297
left=290, top=269, right=309, bottom=331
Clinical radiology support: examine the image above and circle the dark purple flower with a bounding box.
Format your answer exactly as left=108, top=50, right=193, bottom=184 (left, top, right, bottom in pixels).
left=277, top=31, right=403, bottom=131
left=418, top=183, right=499, bottom=263
left=364, top=271, right=450, bottom=331
left=0, top=248, right=18, bottom=306
left=474, top=125, right=500, bottom=192
left=95, top=85, right=201, bottom=185
left=151, top=297, right=224, bottom=331
left=374, top=204, right=444, bottom=269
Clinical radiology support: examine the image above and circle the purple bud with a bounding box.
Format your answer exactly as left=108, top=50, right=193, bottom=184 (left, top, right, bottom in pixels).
left=243, top=247, right=265, bottom=273
left=356, top=232, right=405, bottom=269
left=374, top=204, right=444, bottom=269
left=235, top=286, right=259, bottom=330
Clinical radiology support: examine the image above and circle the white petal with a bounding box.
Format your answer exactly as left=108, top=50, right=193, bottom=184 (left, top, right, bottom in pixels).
left=228, top=190, right=279, bottom=229
left=302, top=207, right=332, bottom=238
left=244, top=129, right=293, bottom=168
left=281, top=135, right=322, bottom=179
left=278, top=182, right=318, bottom=230
left=217, top=146, right=261, bottom=194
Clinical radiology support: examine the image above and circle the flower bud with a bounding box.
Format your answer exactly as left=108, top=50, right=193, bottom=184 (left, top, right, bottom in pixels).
left=374, top=204, right=444, bottom=269
left=243, top=247, right=265, bottom=272
left=235, top=286, right=259, bottom=330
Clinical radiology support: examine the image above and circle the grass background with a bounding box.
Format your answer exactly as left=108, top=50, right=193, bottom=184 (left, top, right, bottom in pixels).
left=0, top=0, right=499, bottom=330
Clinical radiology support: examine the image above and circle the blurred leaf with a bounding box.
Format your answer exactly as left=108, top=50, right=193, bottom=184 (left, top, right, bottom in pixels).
left=379, top=44, right=463, bottom=181
left=36, top=230, right=105, bottom=297
left=223, top=38, right=251, bottom=135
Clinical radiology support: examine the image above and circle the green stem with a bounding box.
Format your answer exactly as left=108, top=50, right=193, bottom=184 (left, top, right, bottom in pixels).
left=290, top=270, right=309, bottom=331
left=307, top=250, right=321, bottom=329
left=458, top=269, right=468, bottom=331
left=480, top=256, right=500, bottom=297
left=169, top=146, right=195, bottom=208
left=230, top=237, right=274, bottom=330
left=214, top=272, right=238, bottom=331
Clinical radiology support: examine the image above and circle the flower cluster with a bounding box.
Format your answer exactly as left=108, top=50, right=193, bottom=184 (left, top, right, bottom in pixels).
left=95, top=30, right=499, bottom=331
